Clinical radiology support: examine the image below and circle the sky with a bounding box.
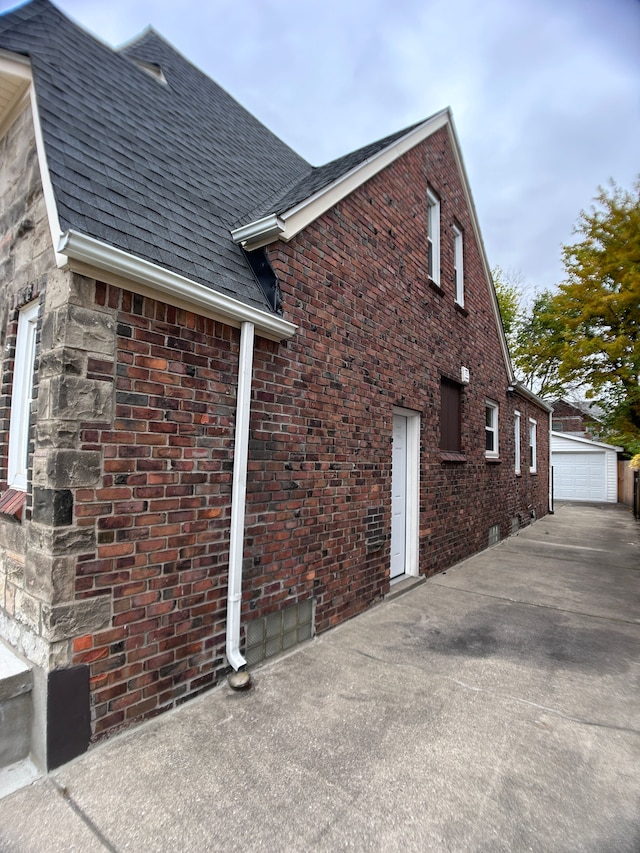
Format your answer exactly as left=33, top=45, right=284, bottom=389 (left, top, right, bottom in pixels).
left=1, top=0, right=639, bottom=296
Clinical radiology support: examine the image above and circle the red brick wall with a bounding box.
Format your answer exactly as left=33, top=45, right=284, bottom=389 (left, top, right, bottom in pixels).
left=71, top=127, right=549, bottom=739
left=73, top=288, right=238, bottom=736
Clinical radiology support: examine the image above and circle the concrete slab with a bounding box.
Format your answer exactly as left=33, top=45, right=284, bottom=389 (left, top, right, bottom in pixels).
left=0, top=503, right=637, bottom=851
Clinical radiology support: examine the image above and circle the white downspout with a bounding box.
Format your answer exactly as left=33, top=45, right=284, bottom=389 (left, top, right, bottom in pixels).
left=226, top=321, right=255, bottom=672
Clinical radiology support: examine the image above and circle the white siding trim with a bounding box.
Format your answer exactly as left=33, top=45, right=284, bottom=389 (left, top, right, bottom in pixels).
left=8, top=301, right=39, bottom=490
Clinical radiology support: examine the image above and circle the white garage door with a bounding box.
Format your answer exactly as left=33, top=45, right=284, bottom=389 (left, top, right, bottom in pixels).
left=553, top=452, right=606, bottom=501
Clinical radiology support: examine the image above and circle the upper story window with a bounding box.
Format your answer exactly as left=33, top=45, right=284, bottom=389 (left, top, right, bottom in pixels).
left=8, top=300, right=39, bottom=491
left=529, top=418, right=537, bottom=473
left=453, top=224, right=464, bottom=307
left=514, top=410, right=521, bottom=474
left=485, top=400, right=499, bottom=459
left=426, top=190, right=440, bottom=287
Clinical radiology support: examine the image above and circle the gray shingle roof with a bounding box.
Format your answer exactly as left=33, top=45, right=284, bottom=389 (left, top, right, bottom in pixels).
left=240, top=120, right=426, bottom=224
left=0, top=0, right=310, bottom=311
left=0, top=0, right=433, bottom=314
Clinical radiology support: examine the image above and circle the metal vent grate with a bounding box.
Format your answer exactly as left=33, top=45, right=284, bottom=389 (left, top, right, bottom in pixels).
left=488, top=524, right=501, bottom=546
left=245, top=599, right=314, bottom=667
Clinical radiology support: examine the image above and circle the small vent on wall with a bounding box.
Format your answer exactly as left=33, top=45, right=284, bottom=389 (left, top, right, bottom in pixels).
left=488, top=524, right=501, bottom=547
left=245, top=599, right=314, bottom=667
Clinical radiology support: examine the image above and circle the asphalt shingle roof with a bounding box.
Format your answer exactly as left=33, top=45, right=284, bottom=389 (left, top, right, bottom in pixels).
left=0, top=0, right=431, bottom=313
left=0, top=0, right=311, bottom=311
left=241, top=120, right=426, bottom=224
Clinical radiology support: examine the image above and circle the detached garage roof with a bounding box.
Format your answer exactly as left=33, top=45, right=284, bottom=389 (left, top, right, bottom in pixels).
left=551, top=432, right=622, bottom=454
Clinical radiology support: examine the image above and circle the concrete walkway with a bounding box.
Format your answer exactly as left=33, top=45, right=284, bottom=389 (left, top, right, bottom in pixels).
left=1, top=503, right=638, bottom=852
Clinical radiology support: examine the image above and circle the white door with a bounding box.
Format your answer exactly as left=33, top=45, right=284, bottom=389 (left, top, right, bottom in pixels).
left=391, top=414, right=407, bottom=579
left=554, top=451, right=606, bottom=501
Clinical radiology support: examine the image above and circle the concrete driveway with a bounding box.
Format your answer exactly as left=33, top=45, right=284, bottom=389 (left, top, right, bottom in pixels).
left=1, top=502, right=638, bottom=852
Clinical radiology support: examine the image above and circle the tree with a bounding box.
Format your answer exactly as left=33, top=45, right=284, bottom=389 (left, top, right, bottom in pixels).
left=512, top=289, right=567, bottom=399
left=492, top=265, right=522, bottom=351
left=492, top=267, right=567, bottom=398
left=554, top=179, right=640, bottom=452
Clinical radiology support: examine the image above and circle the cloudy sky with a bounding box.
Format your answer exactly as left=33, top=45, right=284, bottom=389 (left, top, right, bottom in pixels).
left=2, top=0, right=639, bottom=295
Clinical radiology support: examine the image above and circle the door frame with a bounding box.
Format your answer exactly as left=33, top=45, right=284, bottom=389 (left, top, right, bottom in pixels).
left=391, top=407, right=420, bottom=579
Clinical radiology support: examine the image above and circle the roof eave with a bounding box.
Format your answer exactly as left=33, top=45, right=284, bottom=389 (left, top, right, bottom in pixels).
left=232, top=108, right=451, bottom=250
left=512, top=381, right=554, bottom=413
left=58, top=230, right=297, bottom=342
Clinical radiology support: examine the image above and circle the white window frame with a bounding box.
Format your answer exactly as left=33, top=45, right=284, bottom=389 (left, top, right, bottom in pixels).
left=453, top=224, right=464, bottom=306
left=485, top=400, right=499, bottom=459
left=514, top=410, right=521, bottom=475
left=529, top=418, right=537, bottom=473
left=426, top=190, right=440, bottom=286
left=8, top=301, right=39, bottom=491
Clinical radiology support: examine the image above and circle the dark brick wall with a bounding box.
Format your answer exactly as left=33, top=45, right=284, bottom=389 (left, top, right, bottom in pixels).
left=70, top=127, right=549, bottom=739
left=73, top=288, right=237, bottom=736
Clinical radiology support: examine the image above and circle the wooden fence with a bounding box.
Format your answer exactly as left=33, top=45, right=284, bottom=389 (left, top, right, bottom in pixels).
left=618, top=461, right=635, bottom=506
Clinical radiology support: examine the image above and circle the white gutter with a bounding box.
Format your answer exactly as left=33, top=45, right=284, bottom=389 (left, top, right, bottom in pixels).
left=57, top=230, right=297, bottom=343
left=231, top=214, right=285, bottom=247
left=226, top=321, right=255, bottom=671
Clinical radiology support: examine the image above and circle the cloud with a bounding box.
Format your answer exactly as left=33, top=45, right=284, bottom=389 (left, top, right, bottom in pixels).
left=1, top=0, right=638, bottom=291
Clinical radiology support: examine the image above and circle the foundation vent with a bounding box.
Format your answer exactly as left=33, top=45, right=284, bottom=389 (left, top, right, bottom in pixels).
left=245, top=598, right=314, bottom=667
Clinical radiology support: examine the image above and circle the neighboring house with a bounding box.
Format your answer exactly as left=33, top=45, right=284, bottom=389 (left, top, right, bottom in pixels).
left=551, top=432, right=621, bottom=503
left=0, top=0, right=551, bottom=770
left=551, top=398, right=603, bottom=439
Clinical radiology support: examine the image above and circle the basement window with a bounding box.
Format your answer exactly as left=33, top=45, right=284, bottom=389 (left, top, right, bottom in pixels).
left=488, top=524, right=501, bottom=546
left=244, top=599, right=314, bottom=666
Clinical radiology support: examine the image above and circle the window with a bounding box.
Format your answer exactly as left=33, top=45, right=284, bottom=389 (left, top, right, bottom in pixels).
left=485, top=401, right=499, bottom=458
left=529, top=418, right=537, bottom=473
left=453, top=225, right=464, bottom=306
left=427, top=190, right=440, bottom=286
left=8, top=301, right=39, bottom=491
left=514, top=410, right=521, bottom=474
left=440, top=378, right=462, bottom=452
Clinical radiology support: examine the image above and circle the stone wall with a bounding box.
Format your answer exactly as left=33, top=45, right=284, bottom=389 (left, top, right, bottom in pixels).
left=0, top=106, right=112, bottom=677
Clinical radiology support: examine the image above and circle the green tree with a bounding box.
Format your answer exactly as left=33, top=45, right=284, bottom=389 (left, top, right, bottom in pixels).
left=554, top=179, right=640, bottom=451
left=512, top=289, right=567, bottom=399
left=492, top=267, right=567, bottom=397
left=492, top=265, right=522, bottom=350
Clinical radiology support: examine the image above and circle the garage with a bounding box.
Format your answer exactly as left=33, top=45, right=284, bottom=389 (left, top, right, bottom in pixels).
left=551, top=432, right=621, bottom=503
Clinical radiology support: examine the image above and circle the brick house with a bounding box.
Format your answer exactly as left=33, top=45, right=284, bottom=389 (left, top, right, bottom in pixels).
left=550, top=398, right=603, bottom=439
left=0, top=0, right=550, bottom=770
